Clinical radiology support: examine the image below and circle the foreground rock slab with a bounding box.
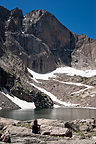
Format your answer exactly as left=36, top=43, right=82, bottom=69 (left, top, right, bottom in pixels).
left=0, top=117, right=96, bottom=144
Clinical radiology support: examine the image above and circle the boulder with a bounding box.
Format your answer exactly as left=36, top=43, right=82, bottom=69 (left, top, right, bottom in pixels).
left=41, top=125, right=72, bottom=137
left=34, top=92, right=54, bottom=109
left=65, top=121, right=79, bottom=132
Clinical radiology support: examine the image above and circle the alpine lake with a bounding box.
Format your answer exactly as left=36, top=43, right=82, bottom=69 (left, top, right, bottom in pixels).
left=0, top=107, right=96, bottom=121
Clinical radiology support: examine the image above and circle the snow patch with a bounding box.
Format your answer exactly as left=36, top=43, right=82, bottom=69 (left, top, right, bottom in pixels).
left=54, top=104, right=60, bottom=108
left=27, top=67, right=96, bottom=82
left=8, top=19, right=10, bottom=22
left=53, top=79, right=93, bottom=88
left=31, top=77, right=40, bottom=83
left=72, top=88, right=89, bottom=94
left=19, top=52, right=22, bottom=56
left=2, top=88, right=35, bottom=109
left=53, top=79, right=93, bottom=94
left=21, top=30, right=24, bottom=34
left=27, top=68, right=56, bottom=81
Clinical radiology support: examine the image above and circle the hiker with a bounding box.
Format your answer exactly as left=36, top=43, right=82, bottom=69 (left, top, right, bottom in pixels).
left=32, top=119, right=40, bottom=134
left=1, top=130, right=11, bottom=143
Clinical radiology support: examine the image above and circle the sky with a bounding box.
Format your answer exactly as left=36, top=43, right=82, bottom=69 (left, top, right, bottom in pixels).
left=0, top=0, right=96, bottom=39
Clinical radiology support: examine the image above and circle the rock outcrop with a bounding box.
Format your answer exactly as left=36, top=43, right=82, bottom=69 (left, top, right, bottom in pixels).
left=33, top=92, right=54, bottom=109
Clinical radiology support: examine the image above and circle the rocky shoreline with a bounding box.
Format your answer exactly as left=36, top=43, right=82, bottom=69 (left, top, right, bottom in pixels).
left=0, top=117, right=96, bottom=144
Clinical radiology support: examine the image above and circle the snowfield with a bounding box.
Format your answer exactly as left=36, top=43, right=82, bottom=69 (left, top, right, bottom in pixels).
left=27, top=67, right=96, bottom=81
left=1, top=66, right=96, bottom=110
left=27, top=66, right=96, bottom=108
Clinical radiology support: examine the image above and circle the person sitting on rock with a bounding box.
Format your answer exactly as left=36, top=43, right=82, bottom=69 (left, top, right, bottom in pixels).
left=1, top=130, right=11, bottom=143
left=32, top=119, right=40, bottom=134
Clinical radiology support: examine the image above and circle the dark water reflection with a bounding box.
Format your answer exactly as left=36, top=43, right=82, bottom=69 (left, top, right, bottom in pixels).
left=0, top=107, right=96, bottom=121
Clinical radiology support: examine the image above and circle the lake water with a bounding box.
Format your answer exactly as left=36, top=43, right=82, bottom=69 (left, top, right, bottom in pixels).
left=0, top=107, right=96, bottom=121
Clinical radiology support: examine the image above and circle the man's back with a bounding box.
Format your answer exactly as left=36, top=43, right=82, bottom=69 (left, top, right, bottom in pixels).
left=32, top=125, right=39, bottom=134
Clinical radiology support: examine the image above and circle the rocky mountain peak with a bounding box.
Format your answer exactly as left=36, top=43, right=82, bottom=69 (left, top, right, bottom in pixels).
left=0, top=7, right=96, bottom=73
left=25, top=9, right=47, bottom=20
left=10, top=7, right=23, bottom=19
left=0, top=6, right=10, bottom=21
left=23, top=9, right=74, bottom=69
left=6, top=7, right=23, bottom=33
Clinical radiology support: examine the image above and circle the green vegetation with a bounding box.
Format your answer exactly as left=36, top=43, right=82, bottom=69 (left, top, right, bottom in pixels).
left=81, top=77, right=89, bottom=82
left=16, top=122, right=32, bottom=129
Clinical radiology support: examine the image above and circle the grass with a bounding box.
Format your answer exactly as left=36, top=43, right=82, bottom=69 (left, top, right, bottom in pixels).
left=16, top=123, right=32, bottom=129
left=81, top=77, right=89, bottom=82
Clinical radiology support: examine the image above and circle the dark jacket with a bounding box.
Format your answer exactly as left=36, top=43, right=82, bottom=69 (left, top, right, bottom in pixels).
left=32, top=124, right=40, bottom=134
left=32, top=120, right=40, bottom=134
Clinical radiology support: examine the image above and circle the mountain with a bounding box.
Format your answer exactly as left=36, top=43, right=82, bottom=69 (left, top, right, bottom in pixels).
left=0, top=6, right=96, bottom=110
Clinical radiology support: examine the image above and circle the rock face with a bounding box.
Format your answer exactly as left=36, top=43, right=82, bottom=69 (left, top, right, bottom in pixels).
left=0, top=7, right=96, bottom=73
left=71, top=34, right=96, bottom=69
left=0, top=37, right=4, bottom=58
left=5, top=32, right=56, bottom=73
left=23, top=10, right=75, bottom=69
left=0, top=67, right=15, bottom=90
left=23, top=9, right=96, bottom=71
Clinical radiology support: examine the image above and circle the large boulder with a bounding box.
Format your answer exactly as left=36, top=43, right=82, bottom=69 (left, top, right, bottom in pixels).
left=33, top=92, right=54, bottom=109
left=65, top=121, right=79, bottom=132
left=41, top=125, right=72, bottom=137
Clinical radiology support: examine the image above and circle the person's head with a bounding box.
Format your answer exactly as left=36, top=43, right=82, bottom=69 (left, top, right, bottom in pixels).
left=34, top=119, right=38, bottom=125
